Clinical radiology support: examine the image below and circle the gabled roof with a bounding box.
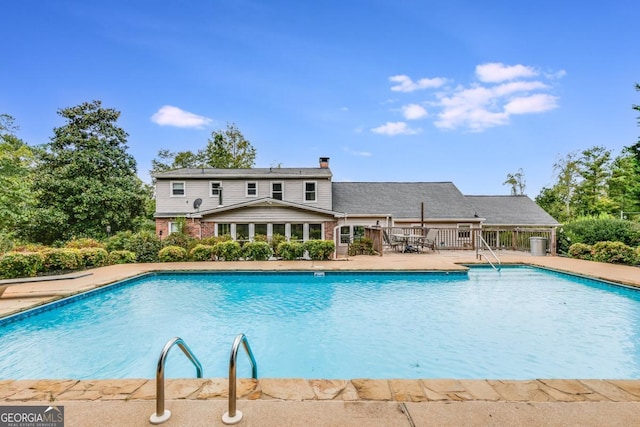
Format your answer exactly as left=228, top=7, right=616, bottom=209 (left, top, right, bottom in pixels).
left=153, top=167, right=332, bottom=179
left=192, top=197, right=341, bottom=218
left=465, top=195, right=560, bottom=226
left=332, top=182, right=479, bottom=220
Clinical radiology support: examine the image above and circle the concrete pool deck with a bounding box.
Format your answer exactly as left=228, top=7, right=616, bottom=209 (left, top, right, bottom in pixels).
left=1, top=251, right=640, bottom=426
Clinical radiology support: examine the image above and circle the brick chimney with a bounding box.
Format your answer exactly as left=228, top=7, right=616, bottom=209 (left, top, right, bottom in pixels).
left=319, top=157, right=330, bottom=168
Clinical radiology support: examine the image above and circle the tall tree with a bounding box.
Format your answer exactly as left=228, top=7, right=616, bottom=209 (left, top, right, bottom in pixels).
left=0, top=115, right=34, bottom=234
left=27, top=100, right=147, bottom=243
left=573, top=146, right=612, bottom=216
left=503, top=168, right=526, bottom=195
left=151, top=122, right=256, bottom=175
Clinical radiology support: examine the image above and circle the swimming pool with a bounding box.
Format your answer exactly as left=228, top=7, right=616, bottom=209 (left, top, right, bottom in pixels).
left=1, top=266, right=639, bottom=380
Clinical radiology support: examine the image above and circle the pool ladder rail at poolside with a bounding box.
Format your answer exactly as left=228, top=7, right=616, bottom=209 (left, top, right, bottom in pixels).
left=150, top=337, right=203, bottom=424
left=475, top=235, right=502, bottom=271
left=222, top=333, right=258, bottom=425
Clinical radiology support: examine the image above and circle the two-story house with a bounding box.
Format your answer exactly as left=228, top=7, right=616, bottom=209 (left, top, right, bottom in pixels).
left=154, top=157, right=560, bottom=251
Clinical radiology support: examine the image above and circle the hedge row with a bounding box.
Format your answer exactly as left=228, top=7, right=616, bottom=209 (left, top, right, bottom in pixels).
left=568, top=241, right=640, bottom=265
left=0, top=239, right=337, bottom=278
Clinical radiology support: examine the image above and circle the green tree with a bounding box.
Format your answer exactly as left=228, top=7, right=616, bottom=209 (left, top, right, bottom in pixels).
left=574, top=146, right=612, bottom=216
left=27, top=100, right=147, bottom=244
left=608, top=148, right=640, bottom=219
left=0, top=115, right=34, bottom=234
left=503, top=168, right=526, bottom=195
left=151, top=122, right=255, bottom=175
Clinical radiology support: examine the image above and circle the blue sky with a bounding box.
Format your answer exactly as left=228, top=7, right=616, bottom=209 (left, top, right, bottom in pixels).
left=2, top=0, right=638, bottom=197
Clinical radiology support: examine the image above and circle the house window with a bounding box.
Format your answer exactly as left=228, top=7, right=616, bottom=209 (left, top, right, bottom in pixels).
left=255, top=224, right=267, bottom=240
left=236, top=223, right=249, bottom=241
left=217, top=223, right=230, bottom=237
left=290, top=224, right=304, bottom=241
left=340, top=226, right=351, bottom=244
left=210, top=182, right=221, bottom=196
left=309, top=224, right=322, bottom=240
left=246, top=182, right=257, bottom=197
left=271, top=182, right=283, bottom=200
left=171, top=181, right=185, bottom=197
left=272, top=224, right=285, bottom=237
left=458, top=224, right=471, bottom=239
left=169, top=222, right=181, bottom=234
left=304, top=181, right=316, bottom=202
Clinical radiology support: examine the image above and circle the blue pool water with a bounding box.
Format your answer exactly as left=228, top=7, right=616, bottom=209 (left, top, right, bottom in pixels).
left=1, top=267, right=640, bottom=380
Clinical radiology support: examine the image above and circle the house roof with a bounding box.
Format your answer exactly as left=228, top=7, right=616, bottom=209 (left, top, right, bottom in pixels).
left=465, top=195, right=561, bottom=226
left=332, top=182, right=479, bottom=220
left=153, top=167, right=332, bottom=180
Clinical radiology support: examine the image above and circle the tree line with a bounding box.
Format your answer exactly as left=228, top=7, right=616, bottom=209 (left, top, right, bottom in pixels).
left=0, top=100, right=255, bottom=246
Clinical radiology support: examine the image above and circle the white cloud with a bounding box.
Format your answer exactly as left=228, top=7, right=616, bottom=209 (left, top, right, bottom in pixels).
left=402, top=104, right=428, bottom=120
left=151, top=105, right=213, bottom=128
left=504, top=94, right=559, bottom=114
left=389, top=75, right=447, bottom=92
left=371, top=121, right=421, bottom=136
left=343, top=146, right=373, bottom=157
left=476, top=63, right=538, bottom=83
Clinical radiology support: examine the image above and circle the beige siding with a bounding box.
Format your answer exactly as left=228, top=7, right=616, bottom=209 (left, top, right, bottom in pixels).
left=156, top=178, right=333, bottom=214
left=205, top=206, right=332, bottom=222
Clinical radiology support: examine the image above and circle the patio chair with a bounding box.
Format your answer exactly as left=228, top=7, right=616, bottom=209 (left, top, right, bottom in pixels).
left=383, top=230, right=403, bottom=252
left=418, top=228, right=439, bottom=253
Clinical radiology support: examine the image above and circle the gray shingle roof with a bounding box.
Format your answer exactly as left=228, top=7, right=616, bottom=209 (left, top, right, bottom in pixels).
left=153, top=167, right=332, bottom=179
left=465, top=195, right=560, bottom=226
left=332, top=182, right=478, bottom=219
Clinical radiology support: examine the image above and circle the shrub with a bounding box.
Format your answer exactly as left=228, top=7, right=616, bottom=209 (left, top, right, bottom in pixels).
left=563, top=217, right=640, bottom=247
left=12, top=243, right=48, bottom=253
left=125, top=231, right=161, bottom=263
left=65, top=238, right=105, bottom=249
left=214, top=240, right=242, bottom=261
left=348, top=238, right=374, bottom=256
left=304, top=240, right=335, bottom=260
left=567, top=243, right=593, bottom=260
left=277, top=241, right=305, bottom=260
left=242, top=241, right=272, bottom=261
left=591, top=241, right=638, bottom=265
left=108, top=250, right=136, bottom=264
left=80, top=247, right=109, bottom=268
left=201, top=235, right=231, bottom=246
left=104, top=230, right=134, bottom=252
left=189, top=244, right=215, bottom=261
left=158, top=245, right=188, bottom=262
left=0, top=233, right=15, bottom=255
left=0, top=252, right=44, bottom=279
left=162, top=232, right=195, bottom=251
left=41, top=248, right=83, bottom=271
left=270, top=234, right=286, bottom=256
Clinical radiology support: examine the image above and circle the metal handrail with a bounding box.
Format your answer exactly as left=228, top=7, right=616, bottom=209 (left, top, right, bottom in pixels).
left=222, top=333, right=258, bottom=425
left=150, top=337, right=203, bottom=425
left=476, top=234, right=502, bottom=271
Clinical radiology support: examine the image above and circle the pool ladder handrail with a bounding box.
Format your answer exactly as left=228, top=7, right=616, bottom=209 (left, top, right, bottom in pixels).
left=150, top=337, right=203, bottom=425
left=476, top=234, right=502, bottom=271
left=222, top=333, right=258, bottom=425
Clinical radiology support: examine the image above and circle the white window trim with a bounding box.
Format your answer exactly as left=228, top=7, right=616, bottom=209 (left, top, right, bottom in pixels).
left=271, top=181, right=284, bottom=200
left=303, top=181, right=317, bottom=203
left=170, top=181, right=186, bottom=197
left=246, top=181, right=258, bottom=197
left=210, top=181, right=221, bottom=197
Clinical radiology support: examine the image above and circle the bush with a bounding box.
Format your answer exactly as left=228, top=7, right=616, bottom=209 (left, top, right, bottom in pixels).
left=242, top=241, right=272, bottom=261
left=158, top=245, right=188, bottom=262
left=80, top=247, right=109, bottom=268
left=214, top=240, right=242, bottom=261
left=0, top=233, right=15, bottom=255
left=0, top=252, right=44, bottom=279
left=125, top=231, right=161, bottom=263
left=65, top=238, right=105, bottom=249
left=104, top=230, right=134, bottom=252
left=304, top=240, right=335, bottom=260
left=592, top=241, right=638, bottom=265
left=567, top=243, right=593, bottom=260
left=108, top=250, right=136, bottom=264
left=189, top=244, right=215, bottom=261
left=162, top=232, right=195, bottom=251
left=277, top=241, right=305, bottom=260
left=563, top=217, right=640, bottom=247
left=348, top=238, right=375, bottom=256
left=41, top=248, right=83, bottom=271
left=200, top=235, right=231, bottom=246
left=270, top=234, right=286, bottom=256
